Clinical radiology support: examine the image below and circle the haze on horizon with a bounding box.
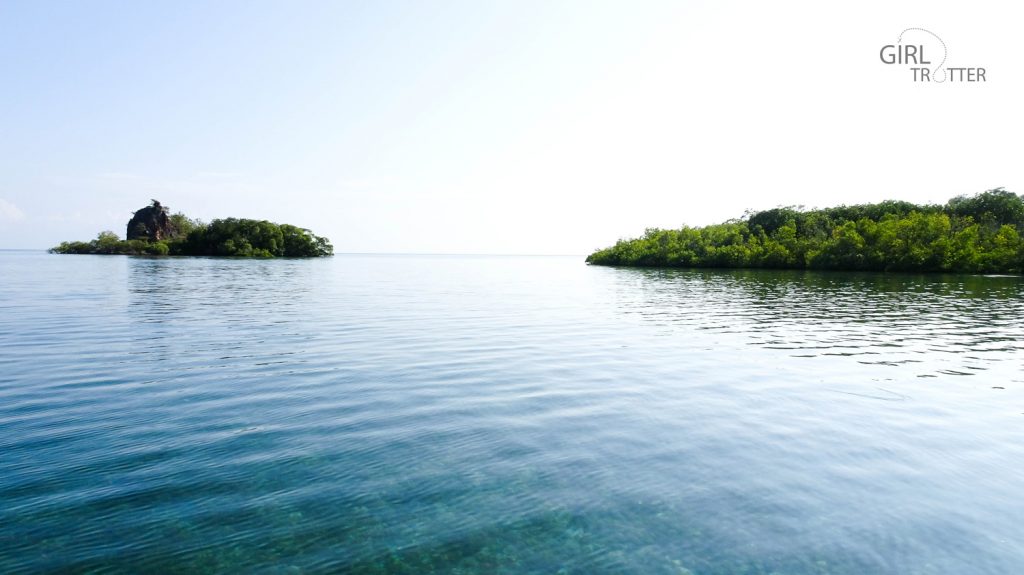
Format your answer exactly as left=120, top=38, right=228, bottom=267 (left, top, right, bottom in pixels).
left=1, top=0, right=1020, bottom=254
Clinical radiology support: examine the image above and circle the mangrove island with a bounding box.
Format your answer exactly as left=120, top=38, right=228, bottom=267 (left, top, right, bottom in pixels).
left=586, top=188, right=1024, bottom=273
left=51, top=200, right=333, bottom=258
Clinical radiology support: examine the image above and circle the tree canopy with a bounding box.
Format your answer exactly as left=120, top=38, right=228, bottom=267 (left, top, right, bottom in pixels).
left=179, top=218, right=333, bottom=257
left=586, top=189, right=1024, bottom=273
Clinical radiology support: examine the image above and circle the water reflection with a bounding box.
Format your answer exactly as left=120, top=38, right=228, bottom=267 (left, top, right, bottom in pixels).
left=603, top=268, right=1024, bottom=379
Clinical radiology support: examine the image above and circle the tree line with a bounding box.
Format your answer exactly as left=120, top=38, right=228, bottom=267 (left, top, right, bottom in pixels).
left=586, top=189, right=1024, bottom=273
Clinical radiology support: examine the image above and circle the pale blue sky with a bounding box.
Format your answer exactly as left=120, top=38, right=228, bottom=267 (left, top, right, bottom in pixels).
left=1, top=0, right=1020, bottom=252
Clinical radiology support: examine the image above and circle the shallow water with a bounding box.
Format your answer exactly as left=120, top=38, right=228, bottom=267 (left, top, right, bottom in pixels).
left=1, top=251, right=1022, bottom=574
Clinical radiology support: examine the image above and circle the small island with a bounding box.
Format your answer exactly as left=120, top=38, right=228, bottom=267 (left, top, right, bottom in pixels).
left=50, top=200, right=333, bottom=258
left=586, top=189, right=1024, bottom=273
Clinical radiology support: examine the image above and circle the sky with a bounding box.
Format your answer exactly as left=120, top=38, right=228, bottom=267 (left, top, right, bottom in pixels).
left=0, top=0, right=1020, bottom=253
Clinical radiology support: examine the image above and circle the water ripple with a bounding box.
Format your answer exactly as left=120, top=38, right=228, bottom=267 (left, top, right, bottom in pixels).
left=0, top=253, right=1022, bottom=573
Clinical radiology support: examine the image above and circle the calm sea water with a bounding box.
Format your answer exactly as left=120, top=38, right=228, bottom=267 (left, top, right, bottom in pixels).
left=1, top=251, right=1022, bottom=574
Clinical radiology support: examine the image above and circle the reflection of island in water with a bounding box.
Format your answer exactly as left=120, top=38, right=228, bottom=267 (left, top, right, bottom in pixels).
left=587, top=188, right=1024, bottom=274
left=51, top=200, right=333, bottom=258
left=597, top=265, right=1024, bottom=381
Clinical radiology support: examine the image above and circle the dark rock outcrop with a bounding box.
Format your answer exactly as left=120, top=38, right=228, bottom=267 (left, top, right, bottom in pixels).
left=126, top=200, right=178, bottom=241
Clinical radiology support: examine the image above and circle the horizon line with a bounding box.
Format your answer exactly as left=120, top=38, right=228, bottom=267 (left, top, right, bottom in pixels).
left=2, top=248, right=587, bottom=257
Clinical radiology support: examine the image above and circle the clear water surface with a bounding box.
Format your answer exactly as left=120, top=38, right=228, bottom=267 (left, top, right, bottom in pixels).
left=1, top=251, right=1022, bottom=574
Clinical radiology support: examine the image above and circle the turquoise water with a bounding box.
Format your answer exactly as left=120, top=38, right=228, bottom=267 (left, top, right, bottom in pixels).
left=1, top=251, right=1022, bottom=574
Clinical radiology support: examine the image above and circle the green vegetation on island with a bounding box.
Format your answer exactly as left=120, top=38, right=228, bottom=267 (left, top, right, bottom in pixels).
left=586, top=189, right=1024, bottom=273
left=51, top=200, right=333, bottom=258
